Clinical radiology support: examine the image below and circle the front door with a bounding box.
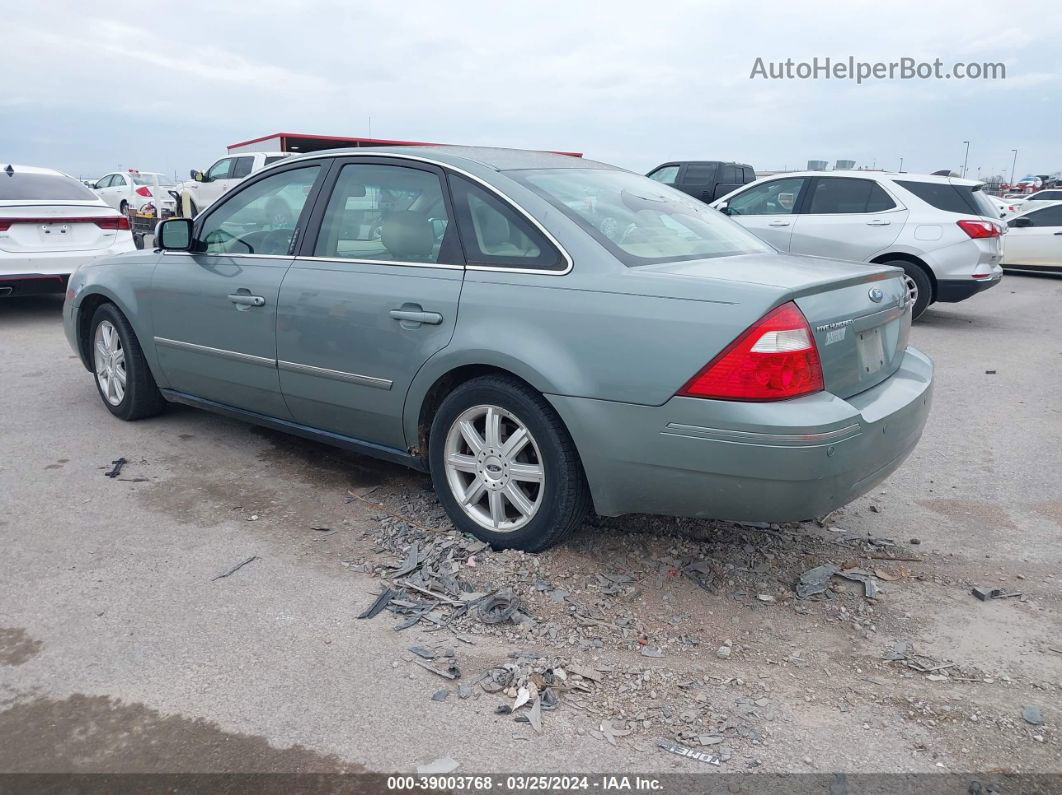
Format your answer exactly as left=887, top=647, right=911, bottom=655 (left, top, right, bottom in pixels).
left=277, top=158, right=465, bottom=450
left=722, top=176, right=809, bottom=251
left=151, top=162, right=324, bottom=417
left=789, top=176, right=907, bottom=261
left=1004, top=204, right=1062, bottom=268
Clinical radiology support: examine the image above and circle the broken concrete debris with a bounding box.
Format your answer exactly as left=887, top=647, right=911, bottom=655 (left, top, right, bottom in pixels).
left=795, top=564, right=881, bottom=599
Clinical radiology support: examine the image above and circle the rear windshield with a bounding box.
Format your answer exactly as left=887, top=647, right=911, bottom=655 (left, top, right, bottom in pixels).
left=896, top=180, right=996, bottom=216
left=0, top=171, right=98, bottom=201
left=132, top=174, right=174, bottom=186
left=510, top=168, right=771, bottom=266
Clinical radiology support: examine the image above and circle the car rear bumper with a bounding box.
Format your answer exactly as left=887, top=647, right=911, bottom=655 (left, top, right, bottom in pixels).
left=0, top=241, right=136, bottom=280
left=0, top=273, right=68, bottom=296
left=547, top=346, right=933, bottom=521
left=936, top=272, right=1002, bottom=302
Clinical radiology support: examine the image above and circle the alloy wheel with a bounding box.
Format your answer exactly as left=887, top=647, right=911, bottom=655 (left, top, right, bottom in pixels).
left=94, top=320, right=126, bottom=406
left=442, top=404, right=545, bottom=533
left=903, top=273, right=919, bottom=308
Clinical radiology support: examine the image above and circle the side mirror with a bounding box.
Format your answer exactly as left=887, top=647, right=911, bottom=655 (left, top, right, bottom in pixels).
left=1009, top=217, right=1032, bottom=228
left=191, top=170, right=205, bottom=182
left=156, top=218, right=193, bottom=251
left=716, top=200, right=730, bottom=214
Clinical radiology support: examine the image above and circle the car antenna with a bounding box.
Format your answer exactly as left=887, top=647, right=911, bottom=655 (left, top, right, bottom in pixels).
left=3, top=164, right=13, bottom=176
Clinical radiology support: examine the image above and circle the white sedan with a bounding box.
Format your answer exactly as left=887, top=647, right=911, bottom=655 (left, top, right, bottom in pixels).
left=94, top=170, right=176, bottom=215
left=1002, top=202, right=1062, bottom=274
left=1, top=164, right=136, bottom=296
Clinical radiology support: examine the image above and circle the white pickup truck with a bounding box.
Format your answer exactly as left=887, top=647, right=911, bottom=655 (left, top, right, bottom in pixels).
left=175, top=151, right=290, bottom=216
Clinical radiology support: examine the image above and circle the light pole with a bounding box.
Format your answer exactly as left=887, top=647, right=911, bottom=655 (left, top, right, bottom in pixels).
left=898, top=156, right=904, bottom=172
left=1010, top=149, right=1018, bottom=186
left=961, top=141, right=970, bottom=178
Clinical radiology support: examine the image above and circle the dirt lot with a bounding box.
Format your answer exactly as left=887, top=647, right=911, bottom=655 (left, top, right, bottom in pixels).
left=1, top=274, right=1060, bottom=775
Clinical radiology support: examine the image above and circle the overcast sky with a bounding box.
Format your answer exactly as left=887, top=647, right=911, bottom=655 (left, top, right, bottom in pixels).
left=3, top=0, right=1059, bottom=181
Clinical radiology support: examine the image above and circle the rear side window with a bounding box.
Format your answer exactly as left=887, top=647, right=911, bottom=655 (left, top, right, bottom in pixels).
left=808, top=177, right=896, bottom=214
left=683, top=164, right=717, bottom=184
left=264, top=156, right=288, bottom=167
left=897, top=180, right=995, bottom=215
left=449, top=175, right=562, bottom=270
left=0, top=171, right=98, bottom=200
left=1028, top=190, right=1062, bottom=201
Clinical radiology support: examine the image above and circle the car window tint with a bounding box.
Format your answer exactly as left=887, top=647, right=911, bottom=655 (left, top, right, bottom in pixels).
left=647, top=165, right=680, bottom=184
left=717, top=165, right=739, bottom=184
left=684, top=164, right=717, bottom=184
left=231, top=157, right=254, bottom=179
left=1019, top=205, right=1062, bottom=227
left=198, top=165, right=320, bottom=255
left=264, top=156, right=288, bottom=166
left=727, top=177, right=807, bottom=216
left=206, top=159, right=233, bottom=181
left=0, top=171, right=99, bottom=200
left=896, top=180, right=990, bottom=214
left=449, top=176, right=561, bottom=269
left=808, top=177, right=895, bottom=214
left=314, top=163, right=459, bottom=265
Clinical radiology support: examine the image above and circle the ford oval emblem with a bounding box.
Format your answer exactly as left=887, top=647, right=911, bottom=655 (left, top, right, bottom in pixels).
left=868, top=287, right=884, bottom=303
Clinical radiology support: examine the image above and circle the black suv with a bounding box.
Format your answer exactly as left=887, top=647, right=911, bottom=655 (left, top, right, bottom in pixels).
left=646, top=161, right=756, bottom=203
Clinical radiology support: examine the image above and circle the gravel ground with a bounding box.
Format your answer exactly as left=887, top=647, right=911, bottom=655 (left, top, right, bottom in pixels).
left=1, top=273, right=1060, bottom=774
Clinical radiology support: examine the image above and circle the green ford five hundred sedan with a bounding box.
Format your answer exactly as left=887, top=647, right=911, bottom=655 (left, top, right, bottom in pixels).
left=63, top=146, right=932, bottom=550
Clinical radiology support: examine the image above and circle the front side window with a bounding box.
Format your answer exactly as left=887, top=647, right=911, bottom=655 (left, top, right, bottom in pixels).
left=1013, top=205, right=1062, bottom=227
left=313, top=163, right=459, bottom=265
left=647, top=165, right=679, bottom=184
left=513, top=168, right=771, bottom=266
left=95, top=175, right=114, bottom=189
left=807, top=177, right=896, bottom=214
left=450, top=176, right=560, bottom=269
left=206, top=159, right=233, bottom=181
left=1027, top=190, right=1062, bottom=202
left=726, top=177, right=808, bottom=216
left=231, top=157, right=254, bottom=179
left=197, top=165, right=320, bottom=255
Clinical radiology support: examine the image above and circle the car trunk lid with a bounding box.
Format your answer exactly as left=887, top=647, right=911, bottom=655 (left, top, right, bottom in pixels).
left=635, top=253, right=912, bottom=400
left=0, top=202, right=122, bottom=253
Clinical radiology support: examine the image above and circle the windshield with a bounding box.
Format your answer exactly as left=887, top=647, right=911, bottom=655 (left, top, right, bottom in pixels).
left=132, top=174, right=174, bottom=186
left=0, top=171, right=98, bottom=201
left=511, top=169, right=771, bottom=265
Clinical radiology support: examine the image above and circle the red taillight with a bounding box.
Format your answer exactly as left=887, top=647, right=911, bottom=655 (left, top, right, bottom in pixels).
left=678, top=301, right=824, bottom=401
left=93, top=216, right=131, bottom=231
left=0, top=216, right=129, bottom=231
left=957, top=219, right=1001, bottom=239
left=135, top=186, right=152, bottom=197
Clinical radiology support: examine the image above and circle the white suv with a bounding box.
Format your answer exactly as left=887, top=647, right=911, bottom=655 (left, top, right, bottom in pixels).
left=175, top=151, right=290, bottom=216
left=713, top=171, right=1004, bottom=318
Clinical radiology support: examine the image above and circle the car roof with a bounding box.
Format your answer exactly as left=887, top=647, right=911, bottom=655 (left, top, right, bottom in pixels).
left=285, top=145, right=614, bottom=172
left=2, top=164, right=67, bottom=177
left=755, top=170, right=983, bottom=187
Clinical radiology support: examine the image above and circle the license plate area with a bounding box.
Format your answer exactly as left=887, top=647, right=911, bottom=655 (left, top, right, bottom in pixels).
left=857, top=327, right=885, bottom=375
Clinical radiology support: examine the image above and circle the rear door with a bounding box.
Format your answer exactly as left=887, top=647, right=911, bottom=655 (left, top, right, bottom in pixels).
left=720, top=176, right=809, bottom=251
left=790, top=176, right=907, bottom=262
left=276, top=157, right=465, bottom=449
left=1003, top=204, right=1062, bottom=268
left=151, top=162, right=325, bottom=417
left=677, top=163, right=718, bottom=202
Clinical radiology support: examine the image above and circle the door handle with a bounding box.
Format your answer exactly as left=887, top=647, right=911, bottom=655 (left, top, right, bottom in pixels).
left=390, top=308, right=443, bottom=325
left=767, top=220, right=791, bottom=227
left=228, top=293, right=265, bottom=307
left=866, top=219, right=891, bottom=226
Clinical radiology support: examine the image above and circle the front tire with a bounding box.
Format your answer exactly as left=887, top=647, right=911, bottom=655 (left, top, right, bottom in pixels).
left=90, top=304, right=165, bottom=421
left=428, top=375, right=591, bottom=551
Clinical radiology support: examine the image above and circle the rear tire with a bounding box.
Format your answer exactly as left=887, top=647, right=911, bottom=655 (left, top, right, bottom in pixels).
left=886, top=260, right=932, bottom=320
left=89, top=303, right=165, bottom=421
left=428, top=375, right=591, bottom=551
